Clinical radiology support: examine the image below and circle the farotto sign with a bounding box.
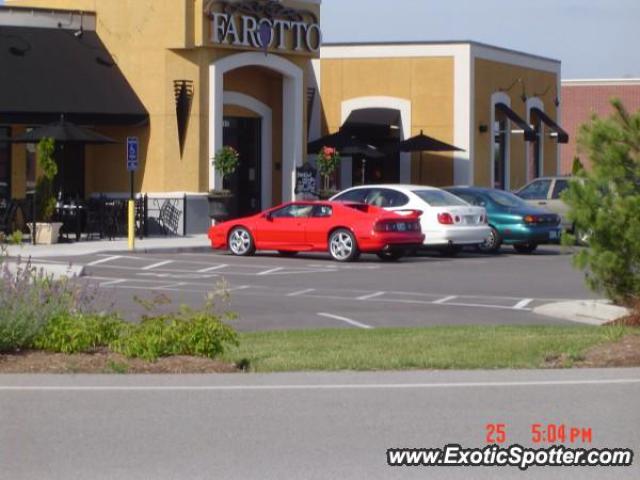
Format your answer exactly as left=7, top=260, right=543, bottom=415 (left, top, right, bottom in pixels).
left=204, top=0, right=321, bottom=55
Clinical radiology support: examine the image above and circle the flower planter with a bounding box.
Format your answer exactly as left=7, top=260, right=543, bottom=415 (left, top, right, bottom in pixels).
left=207, top=193, right=233, bottom=222
left=28, top=222, right=63, bottom=245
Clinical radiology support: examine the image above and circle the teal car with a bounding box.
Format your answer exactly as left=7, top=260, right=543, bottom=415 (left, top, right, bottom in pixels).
left=445, top=187, right=562, bottom=253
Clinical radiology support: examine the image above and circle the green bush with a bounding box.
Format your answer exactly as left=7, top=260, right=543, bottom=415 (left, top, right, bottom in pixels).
left=562, top=99, right=640, bottom=307
left=111, top=308, right=238, bottom=361
left=34, top=313, right=124, bottom=354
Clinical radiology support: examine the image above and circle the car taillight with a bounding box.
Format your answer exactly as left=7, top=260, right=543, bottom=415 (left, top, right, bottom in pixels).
left=438, top=213, right=454, bottom=225
left=523, top=215, right=538, bottom=224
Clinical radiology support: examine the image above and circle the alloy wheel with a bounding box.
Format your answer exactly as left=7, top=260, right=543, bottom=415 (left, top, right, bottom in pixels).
left=229, top=228, right=254, bottom=256
left=329, top=230, right=358, bottom=262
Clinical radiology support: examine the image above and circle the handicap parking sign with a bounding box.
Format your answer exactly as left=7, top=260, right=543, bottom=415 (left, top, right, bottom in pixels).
left=127, top=137, right=139, bottom=172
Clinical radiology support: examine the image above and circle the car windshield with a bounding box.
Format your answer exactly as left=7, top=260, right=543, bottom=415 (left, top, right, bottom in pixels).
left=486, top=190, right=530, bottom=208
left=413, top=190, right=469, bottom=206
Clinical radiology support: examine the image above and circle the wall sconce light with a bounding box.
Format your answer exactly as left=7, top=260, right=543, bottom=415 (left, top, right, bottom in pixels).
left=174, top=80, right=194, bottom=157
left=479, top=124, right=488, bottom=133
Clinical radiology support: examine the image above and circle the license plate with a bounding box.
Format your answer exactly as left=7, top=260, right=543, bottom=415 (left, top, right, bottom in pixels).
left=549, top=230, right=559, bottom=240
left=397, top=223, right=407, bottom=232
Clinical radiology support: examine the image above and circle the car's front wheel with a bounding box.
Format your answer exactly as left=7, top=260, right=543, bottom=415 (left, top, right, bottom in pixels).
left=478, top=227, right=502, bottom=253
left=513, top=243, right=538, bottom=254
left=329, top=229, right=360, bottom=262
left=228, top=227, right=256, bottom=256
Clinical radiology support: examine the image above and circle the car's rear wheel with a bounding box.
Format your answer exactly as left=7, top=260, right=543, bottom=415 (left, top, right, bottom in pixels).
left=513, top=243, right=538, bottom=254
left=278, top=251, right=298, bottom=257
left=478, top=227, right=501, bottom=253
left=329, top=229, right=360, bottom=262
left=228, top=227, right=255, bottom=256
left=376, top=250, right=403, bottom=261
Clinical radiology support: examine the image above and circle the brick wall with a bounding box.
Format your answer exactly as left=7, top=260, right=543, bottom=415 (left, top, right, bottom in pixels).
left=560, top=81, right=640, bottom=173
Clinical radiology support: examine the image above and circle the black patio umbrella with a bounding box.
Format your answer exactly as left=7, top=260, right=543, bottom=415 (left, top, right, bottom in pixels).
left=12, top=115, right=117, bottom=244
left=397, top=130, right=464, bottom=183
left=308, top=130, right=385, bottom=184
left=11, top=115, right=117, bottom=145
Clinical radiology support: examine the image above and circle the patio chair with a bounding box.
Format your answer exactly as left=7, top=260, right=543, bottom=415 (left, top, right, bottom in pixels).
left=0, top=201, right=18, bottom=235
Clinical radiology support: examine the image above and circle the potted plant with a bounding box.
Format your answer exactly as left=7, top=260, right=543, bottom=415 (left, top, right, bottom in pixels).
left=29, top=137, right=63, bottom=245
left=317, top=146, right=341, bottom=199
left=208, top=146, right=239, bottom=222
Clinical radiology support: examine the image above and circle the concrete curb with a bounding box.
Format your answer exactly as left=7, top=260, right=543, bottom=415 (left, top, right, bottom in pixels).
left=3, top=261, right=85, bottom=280
left=533, top=300, right=630, bottom=326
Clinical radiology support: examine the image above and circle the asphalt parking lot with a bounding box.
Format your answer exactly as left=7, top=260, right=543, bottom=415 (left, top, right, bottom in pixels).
left=35, top=245, right=595, bottom=331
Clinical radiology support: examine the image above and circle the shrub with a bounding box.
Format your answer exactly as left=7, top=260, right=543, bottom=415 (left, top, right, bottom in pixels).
left=111, top=309, right=238, bottom=362
left=34, top=313, right=124, bottom=354
left=562, top=99, right=640, bottom=307
left=0, top=260, right=104, bottom=353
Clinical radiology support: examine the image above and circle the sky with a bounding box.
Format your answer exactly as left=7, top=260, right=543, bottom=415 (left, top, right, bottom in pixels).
left=1, top=0, right=638, bottom=78
left=321, top=0, right=640, bottom=79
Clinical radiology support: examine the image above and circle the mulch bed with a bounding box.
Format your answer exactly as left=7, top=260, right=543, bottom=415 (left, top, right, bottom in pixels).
left=575, top=334, right=640, bottom=368
left=0, top=348, right=240, bottom=374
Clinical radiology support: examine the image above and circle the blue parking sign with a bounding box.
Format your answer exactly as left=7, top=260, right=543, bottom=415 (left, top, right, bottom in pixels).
left=127, top=137, right=139, bottom=172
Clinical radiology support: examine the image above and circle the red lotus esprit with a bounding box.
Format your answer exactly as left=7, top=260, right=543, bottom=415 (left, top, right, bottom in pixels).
left=208, top=201, right=424, bottom=262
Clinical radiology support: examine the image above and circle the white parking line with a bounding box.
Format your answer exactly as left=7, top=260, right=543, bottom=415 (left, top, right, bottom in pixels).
left=513, top=298, right=534, bottom=310
left=433, top=295, right=457, bottom=304
left=357, top=291, right=386, bottom=301
left=228, top=285, right=251, bottom=292
left=288, top=288, right=316, bottom=297
left=318, top=313, right=373, bottom=330
left=141, top=260, right=174, bottom=271
left=99, top=279, right=127, bottom=287
left=153, top=282, right=187, bottom=290
left=87, top=256, right=121, bottom=267
left=197, top=264, right=228, bottom=273
left=257, top=267, right=284, bottom=276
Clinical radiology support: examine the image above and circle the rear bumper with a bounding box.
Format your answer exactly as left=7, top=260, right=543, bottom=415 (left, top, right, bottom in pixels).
left=423, top=225, right=491, bottom=246
left=500, top=225, right=562, bottom=245
left=359, top=232, right=425, bottom=252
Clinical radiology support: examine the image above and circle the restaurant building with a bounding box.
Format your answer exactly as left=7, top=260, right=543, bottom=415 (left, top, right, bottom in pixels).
left=1, top=0, right=567, bottom=233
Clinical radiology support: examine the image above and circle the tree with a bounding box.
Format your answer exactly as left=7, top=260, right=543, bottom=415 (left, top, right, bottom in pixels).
left=571, top=156, right=584, bottom=175
left=35, top=137, right=57, bottom=222
left=562, top=99, right=640, bottom=307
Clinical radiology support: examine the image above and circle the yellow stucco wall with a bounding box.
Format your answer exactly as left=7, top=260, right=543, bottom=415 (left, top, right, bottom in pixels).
left=7, top=0, right=317, bottom=203
left=474, top=58, right=559, bottom=189
left=319, top=57, right=455, bottom=186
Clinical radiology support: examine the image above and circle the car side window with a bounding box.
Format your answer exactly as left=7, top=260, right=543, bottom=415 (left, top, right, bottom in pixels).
left=333, top=188, right=369, bottom=203
left=365, top=189, right=409, bottom=207
left=552, top=180, right=569, bottom=199
left=271, top=204, right=313, bottom=218
left=312, top=205, right=332, bottom=218
left=518, top=179, right=552, bottom=200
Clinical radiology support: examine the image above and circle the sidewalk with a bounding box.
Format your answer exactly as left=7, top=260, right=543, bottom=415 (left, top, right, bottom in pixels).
left=3, top=235, right=210, bottom=259
left=534, top=299, right=629, bottom=325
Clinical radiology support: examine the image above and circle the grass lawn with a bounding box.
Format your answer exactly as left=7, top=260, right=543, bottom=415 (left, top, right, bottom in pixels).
left=222, top=325, right=638, bottom=372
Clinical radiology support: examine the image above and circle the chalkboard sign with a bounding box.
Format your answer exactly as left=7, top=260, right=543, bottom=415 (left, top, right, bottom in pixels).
left=295, top=162, right=318, bottom=198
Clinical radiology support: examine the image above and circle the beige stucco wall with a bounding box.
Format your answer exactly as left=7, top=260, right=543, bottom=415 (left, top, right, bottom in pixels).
left=319, top=57, right=455, bottom=186
left=474, top=58, right=559, bottom=189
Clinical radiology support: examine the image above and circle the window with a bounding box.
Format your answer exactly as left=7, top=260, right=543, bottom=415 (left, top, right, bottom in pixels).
left=493, top=117, right=508, bottom=190
left=552, top=179, right=569, bottom=199
left=271, top=204, right=314, bottom=218
left=487, top=190, right=530, bottom=208
left=413, top=190, right=468, bottom=207
left=333, top=188, right=370, bottom=204
left=517, top=179, right=551, bottom=200
left=0, top=127, right=10, bottom=202
left=365, top=188, right=409, bottom=208
left=451, top=191, right=485, bottom=207
left=312, top=205, right=332, bottom=218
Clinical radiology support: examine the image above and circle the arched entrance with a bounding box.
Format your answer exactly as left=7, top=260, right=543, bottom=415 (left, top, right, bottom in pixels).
left=209, top=52, right=303, bottom=205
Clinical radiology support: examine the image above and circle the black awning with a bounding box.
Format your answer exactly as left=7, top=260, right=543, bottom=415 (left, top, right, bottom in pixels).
left=495, top=103, right=536, bottom=142
left=530, top=107, right=569, bottom=144
left=343, top=108, right=401, bottom=128
left=0, top=26, right=148, bottom=126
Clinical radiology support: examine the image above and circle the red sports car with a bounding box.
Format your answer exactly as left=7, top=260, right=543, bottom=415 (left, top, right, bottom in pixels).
left=208, top=201, right=424, bottom=262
